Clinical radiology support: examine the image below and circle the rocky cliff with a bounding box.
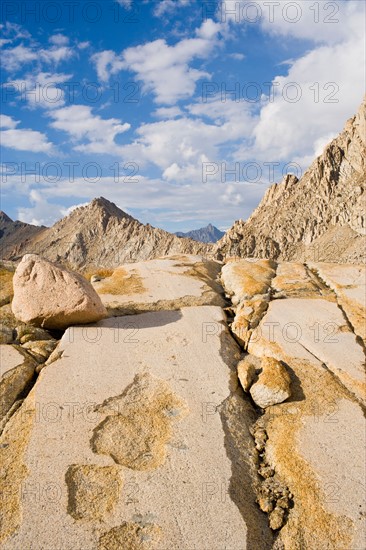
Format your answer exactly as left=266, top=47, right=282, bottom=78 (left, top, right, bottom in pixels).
left=2, top=198, right=212, bottom=271
left=215, top=97, right=366, bottom=263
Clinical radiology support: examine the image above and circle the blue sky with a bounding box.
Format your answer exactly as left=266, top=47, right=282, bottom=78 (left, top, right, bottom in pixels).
left=0, top=0, right=365, bottom=231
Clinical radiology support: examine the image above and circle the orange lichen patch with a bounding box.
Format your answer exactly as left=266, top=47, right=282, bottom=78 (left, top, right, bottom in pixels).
left=337, top=295, right=366, bottom=344
left=65, top=464, right=123, bottom=521
left=95, top=268, right=146, bottom=296
left=264, top=356, right=354, bottom=549
left=257, top=357, right=291, bottom=392
left=99, top=522, right=162, bottom=550
left=222, top=259, right=277, bottom=304
left=232, top=262, right=276, bottom=297
left=0, top=396, right=35, bottom=544
left=91, top=372, right=189, bottom=471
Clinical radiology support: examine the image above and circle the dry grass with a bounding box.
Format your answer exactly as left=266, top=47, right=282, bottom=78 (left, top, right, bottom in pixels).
left=82, top=268, right=115, bottom=281
left=95, top=268, right=146, bottom=296
left=0, top=267, right=14, bottom=306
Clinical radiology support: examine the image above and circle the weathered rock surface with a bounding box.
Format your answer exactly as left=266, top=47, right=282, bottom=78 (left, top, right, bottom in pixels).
left=0, top=344, right=36, bottom=422
left=11, top=254, right=107, bottom=329
left=215, top=97, right=366, bottom=263
left=248, top=297, right=365, bottom=404
left=308, top=262, right=366, bottom=344
left=1, top=256, right=364, bottom=550
left=92, top=255, right=225, bottom=314
left=222, top=259, right=366, bottom=549
left=0, top=306, right=273, bottom=550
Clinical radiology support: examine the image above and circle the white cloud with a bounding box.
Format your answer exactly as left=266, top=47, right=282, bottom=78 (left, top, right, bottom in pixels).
left=1, top=115, right=53, bottom=153
left=17, top=190, right=65, bottom=226
left=91, top=50, right=125, bottom=82
left=229, top=52, right=245, bottom=60
left=116, top=0, right=132, bottom=8
left=153, top=0, right=191, bottom=17
left=2, top=43, right=74, bottom=72
left=1, top=25, right=74, bottom=73
left=49, top=34, right=69, bottom=46
left=92, top=19, right=222, bottom=104
left=48, top=105, right=131, bottom=154
left=0, top=114, right=18, bottom=129
left=217, top=0, right=364, bottom=44
left=247, top=35, right=365, bottom=163
left=118, top=99, right=256, bottom=182
left=213, top=0, right=365, bottom=165
left=7, top=72, right=72, bottom=110
left=77, top=41, right=90, bottom=50
left=153, top=106, right=183, bottom=119
left=0, top=22, right=31, bottom=44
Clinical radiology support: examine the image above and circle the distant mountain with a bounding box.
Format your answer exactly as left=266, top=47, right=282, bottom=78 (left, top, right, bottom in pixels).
left=0, top=212, right=46, bottom=258
left=214, top=96, right=366, bottom=264
left=175, top=224, right=225, bottom=243
left=0, top=198, right=212, bottom=270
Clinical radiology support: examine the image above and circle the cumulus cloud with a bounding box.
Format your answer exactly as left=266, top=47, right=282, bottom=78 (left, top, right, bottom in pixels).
left=118, top=98, right=256, bottom=183
left=0, top=114, right=19, bottom=129
left=2, top=43, right=74, bottom=72
left=217, top=0, right=366, bottom=166
left=1, top=115, right=54, bottom=153
left=6, top=71, right=72, bottom=110
left=47, top=105, right=131, bottom=154
left=153, top=0, right=191, bottom=17
left=92, top=19, right=222, bottom=104
left=49, top=34, right=69, bottom=46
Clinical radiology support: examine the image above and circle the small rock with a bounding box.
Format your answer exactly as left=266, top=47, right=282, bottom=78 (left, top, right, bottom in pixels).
left=22, top=340, right=58, bottom=363
left=258, top=496, right=274, bottom=513
left=16, top=325, right=55, bottom=344
left=258, top=464, right=275, bottom=479
left=250, top=357, right=291, bottom=409
left=237, top=357, right=256, bottom=392
left=269, top=506, right=285, bottom=530
left=11, top=254, right=108, bottom=329
left=276, top=496, right=290, bottom=509
left=0, top=325, right=14, bottom=344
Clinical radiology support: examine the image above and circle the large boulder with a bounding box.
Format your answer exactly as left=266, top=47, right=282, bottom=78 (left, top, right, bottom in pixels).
left=11, top=255, right=107, bottom=329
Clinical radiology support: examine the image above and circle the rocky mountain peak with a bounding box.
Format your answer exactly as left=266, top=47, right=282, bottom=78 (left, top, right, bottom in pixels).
left=79, top=197, right=135, bottom=222
left=0, top=211, right=13, bottom=224
left=215, top=96, right=366, bottom=263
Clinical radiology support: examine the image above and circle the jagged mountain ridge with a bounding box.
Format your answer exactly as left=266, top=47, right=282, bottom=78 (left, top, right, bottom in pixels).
left=175, top=223, right=225, bottom=243
left=2, top=198, right=212, bottom=270
left=214, top=97, right=366, bottom=264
